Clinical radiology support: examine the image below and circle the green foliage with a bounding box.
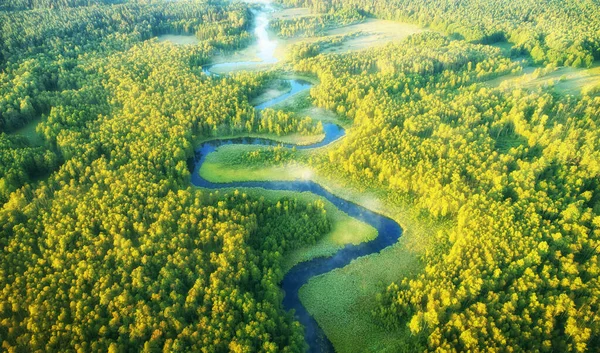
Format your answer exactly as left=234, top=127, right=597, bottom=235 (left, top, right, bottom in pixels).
left=270, top=8, right=364, bottom=38
left=0, top=0, right=251, bottom=132
left=3, top=0, right=600, bottom=351
left=256, top=109, right=323, bottom=136
left=582, top=82, right=600, bottom=96
left=0, top=0, right=129, bottom=11
left=254, top=32, right=600, bottom=351
left=0, top=133, right=59, bottom=203
left=245, top=145, right=299, bottom=165
left=0, top=3, right=334, bottom=351
left=277, top=0, right=600, bottom=67
left=0, top=175, right=330, bottom=351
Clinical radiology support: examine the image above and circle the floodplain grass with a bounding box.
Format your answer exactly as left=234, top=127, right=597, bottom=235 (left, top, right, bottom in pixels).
left=271, top=7, right=313, bottom=21
left=250, top=79, right=292, bottom=106
left=299, top=171, right=447, bottom=353
left=199, top=144, right=306, bottom=182
left=197, top=137, right=446, bottom=353
left=272, top=18, right=424, bottom=61
left=485, top=63, right=600, bottom=95
left=299, top=242, right=423, bottom=353
left=156, top=34, right=199, bottom=45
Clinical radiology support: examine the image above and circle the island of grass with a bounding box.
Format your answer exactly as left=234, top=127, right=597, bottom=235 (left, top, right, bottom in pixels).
left=156, top=34, right=200, bottom=45
left=196, top=133, right=450, bottom=352
left=198, top=145, right=377, bottom=272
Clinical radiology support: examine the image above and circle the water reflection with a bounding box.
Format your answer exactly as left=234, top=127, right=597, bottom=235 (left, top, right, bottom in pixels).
left=255, top=79, right=313, bottom=110
left=205, top=2, right=278, bottom=73
left=189, top=82, right=402, bottom=353
left=191, top=2, right=404, bottom=352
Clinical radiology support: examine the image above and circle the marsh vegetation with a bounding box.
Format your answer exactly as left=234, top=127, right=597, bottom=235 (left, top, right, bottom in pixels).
left=1, top=0, right=600, bottom=352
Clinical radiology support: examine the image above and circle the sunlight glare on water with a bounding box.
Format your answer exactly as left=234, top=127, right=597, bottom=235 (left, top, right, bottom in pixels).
left=203, top=0, right=278, bottom=72
left=252, top=6, right=278, bottom=63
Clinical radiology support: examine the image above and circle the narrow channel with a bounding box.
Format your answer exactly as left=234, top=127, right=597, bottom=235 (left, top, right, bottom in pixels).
left=191, top=3, right=403, bottom=352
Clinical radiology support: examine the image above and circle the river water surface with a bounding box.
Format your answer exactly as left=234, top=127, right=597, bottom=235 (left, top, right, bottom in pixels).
left=192, top=3, right=403, bottom=352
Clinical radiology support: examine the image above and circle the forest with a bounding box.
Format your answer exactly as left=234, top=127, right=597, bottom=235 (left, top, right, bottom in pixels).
left=1, top=0, right=600, bottom=352
left=0, top=1, right=328, bottom=351
left=236, top=31, right=600, bottom=352
left=276, top=0, right=600, bottom=67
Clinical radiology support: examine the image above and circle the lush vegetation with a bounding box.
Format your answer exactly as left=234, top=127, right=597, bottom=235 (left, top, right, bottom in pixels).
left=0, top=0, right=133, bottom=11
left=277, top=0, right=600, bottom=67
left=0, top=0, right=251, bottom=131
left=3, top=0, right=600, bottom=351
left=256, top=109, right=323, bottom=136
left=236, top=32, right=600, bottom=351
left=0, top=1, right=330, bottom=351
left=270, top=8, right=364, bottom=38
left=0, top=133, right=59, bottom=203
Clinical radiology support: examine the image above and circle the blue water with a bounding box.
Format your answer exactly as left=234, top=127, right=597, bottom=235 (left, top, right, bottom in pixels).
left=255, top=79, right=313, bottom=110
left=192, top=4, right=403, bottom=351
left=189, top=81, right=403, bottom=352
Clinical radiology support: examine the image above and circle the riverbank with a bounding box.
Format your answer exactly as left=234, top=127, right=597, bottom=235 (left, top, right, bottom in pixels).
left=195, top=137, right=449, bottom=352
left=187, top=1, right=436, bottom=350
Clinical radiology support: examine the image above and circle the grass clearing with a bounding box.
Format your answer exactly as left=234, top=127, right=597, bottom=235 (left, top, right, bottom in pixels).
left=250, top=79, right=292, bottom=106
left=272, top=18, right=424, bottom=60
left=10, top=116, right=44, bottom=146
left=485, top=63, right=600, bottom=95
left=201, top=159, right=304, bottom=183
left=199, top=144, right=307, bottom=182
left=157, top=34, right=199, bottom=45
left=489, top=41, right=514, bottom=57
left=271, top=7, right=313, bottom=20
left=197, top=136, right=445, bottom=352
left=323, top=19, right=423, bottom=53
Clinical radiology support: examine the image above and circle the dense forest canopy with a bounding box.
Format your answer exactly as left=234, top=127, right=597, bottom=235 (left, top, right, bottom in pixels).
left=1, top=0, right=600, bottom=351
left=0, top=0, right=251, bottom=132
left=241, top=31, right=600, bottom=352
left=0, top=0, right=158, bottom=11
left=0, top=1, right=327, bottom=351
left=276, top=0, right=600, bottom=67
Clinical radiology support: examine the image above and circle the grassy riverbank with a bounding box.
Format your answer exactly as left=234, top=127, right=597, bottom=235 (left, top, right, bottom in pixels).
left=298, top=173, right=446, bottom=352
left=194, top=131, right=324, bottom=147
left=197, top=140, right=447, bottom=352
left=195, top=180, right=377, bottom=275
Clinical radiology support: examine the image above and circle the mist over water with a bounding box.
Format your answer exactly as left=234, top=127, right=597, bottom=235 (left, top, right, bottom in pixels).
left=252, top=6, right=278, bottom=63
left=206, top=0, right=278, bottom=72
left=195, top=2, right=404, bottom=352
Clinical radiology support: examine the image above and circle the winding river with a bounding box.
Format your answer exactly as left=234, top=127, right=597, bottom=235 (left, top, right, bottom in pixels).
left=191, top=3, right=403, bottom=352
